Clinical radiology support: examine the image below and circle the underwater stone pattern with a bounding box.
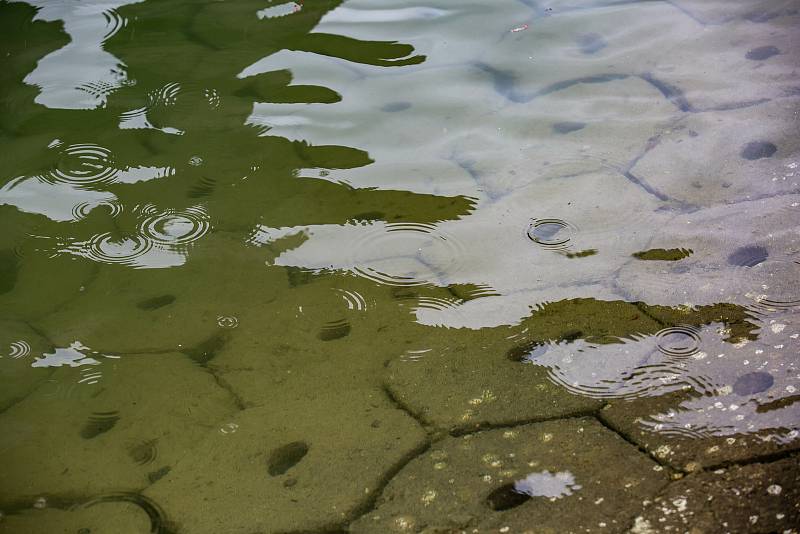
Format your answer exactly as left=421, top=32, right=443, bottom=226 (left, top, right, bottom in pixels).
left=144, top=403, right=428, bottom=533
left=350, top=418, right=670, bottom=533
left=630, top=456, right=800, bottom=533
left=0, top=353, right=239, bottom=504
left=1, top=0, right=799, bottom=532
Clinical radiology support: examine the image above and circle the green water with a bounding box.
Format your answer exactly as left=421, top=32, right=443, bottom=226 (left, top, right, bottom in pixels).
left=1, top=0, right=799, bottom=532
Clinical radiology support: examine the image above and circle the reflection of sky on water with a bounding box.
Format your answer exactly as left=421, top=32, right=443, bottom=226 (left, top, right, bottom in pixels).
left=514, top=470, right=581, bottom=500
left=21, top=0, right=144, bottom=109
left=4, top=0, right=798, bottom=456
left=522, top=320, right=800, bottom=439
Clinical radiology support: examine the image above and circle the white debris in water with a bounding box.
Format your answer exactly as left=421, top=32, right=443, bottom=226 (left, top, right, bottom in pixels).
left=630, top=516, right=656, bottom=534
left=672, top=497, right=688, bottom=512
left=771, top=323, right=787, bottom=334
left=514, top=470, right=581, bottom=499
left=767, top=484, right=783, bottom=495
left=219, top=422, right=239, bottom=434
left=654, top=445, right=672, bottom=458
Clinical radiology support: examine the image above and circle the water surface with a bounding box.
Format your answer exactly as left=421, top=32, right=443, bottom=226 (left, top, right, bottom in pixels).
left=1, top=0, right=799, bottom=532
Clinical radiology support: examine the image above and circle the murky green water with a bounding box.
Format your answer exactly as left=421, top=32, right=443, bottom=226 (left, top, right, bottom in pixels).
left=1, top=0, right=799, bottom=532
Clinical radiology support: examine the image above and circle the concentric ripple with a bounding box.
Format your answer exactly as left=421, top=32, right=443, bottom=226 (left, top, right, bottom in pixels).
left=128, top=439, right=159, bottom=466
left=526, top=218, right=577, bottom=250
left=414, top=296, right=463, bottom=312
left=78, top=492, right=169, bottom=533
left=748, top=260, right=800, bottom=310
left=216, top=315, right=239, bottom=329
left=137, top=205, right=210, bottom=248
left=317, top=318, right=351, bottom=341
left=82, top=233, right=154, bottom=266
left=149, top=82, right=181, bottom=108
left=654, top=325, right=702, bottom=357
left=102, top=9, right=128, bottom=42
left=334, top=289, right=370, bottom=311
left=351, top=223, right=465, bottom=286
left=8, top=340, right=31, bottom=359
left=71, top=198, right=123, bottom=221
left=43, top=143, right=118, bottom=186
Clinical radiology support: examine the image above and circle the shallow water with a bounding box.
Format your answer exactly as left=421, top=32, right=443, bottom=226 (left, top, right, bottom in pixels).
left=1, top=0, right=799, bottom=532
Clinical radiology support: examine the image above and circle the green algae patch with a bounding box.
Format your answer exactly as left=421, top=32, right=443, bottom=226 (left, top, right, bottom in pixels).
left=632, top=248, right=693, bottom=261
left=565, top=248, right=597, bottom=259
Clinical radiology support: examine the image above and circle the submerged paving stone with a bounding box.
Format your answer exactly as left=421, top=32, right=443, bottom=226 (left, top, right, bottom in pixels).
left=0, top=353, right=238, bottom=503
left=616, top=194, right=800, bottom=308
left=386, top=298, right=759, bottom=432
left=0, top=497, right=155, bottom=534
left=447, top=75, right=677, bottom=201
left=35, top=234, right=285, bottom=353
left=602, top=391, right=800, bottom=472
left=145, top=399, right=427, bottom=534
left=631, top=456, right=800, bottom=533
left=0, top=321, right=53, bottom=413
left=631, top=98, right=800, bottom=207
left=667, top=0, right=798, bottom=24
left=0, top=208, right=97, bottom=322
left=350, top=418, right=669, bottom=533
left=385, top=344, right=601, bottom=433
left=0, top=247, right=96, bottom=323
left=600, top=310, right=800, bottom=470
left=274, top=169, right=674, bottom=330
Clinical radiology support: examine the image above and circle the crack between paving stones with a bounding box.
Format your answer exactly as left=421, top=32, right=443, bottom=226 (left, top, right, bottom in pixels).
left=448, top=408, right=602, bottom=437
left=341, top=438, right=432, bottom=531
left=332, top=385, right=434, bottom=531
left=381, top=382, right=434, bottom=432
left=207, top=371, right=247, bottom=411
left=698, top=448, right=800, bottom=472
left=595, top=410, right=681, bottom=473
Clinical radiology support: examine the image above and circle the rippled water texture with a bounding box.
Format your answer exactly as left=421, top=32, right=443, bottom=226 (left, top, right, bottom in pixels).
left=1, top=0, right=799, bottom=532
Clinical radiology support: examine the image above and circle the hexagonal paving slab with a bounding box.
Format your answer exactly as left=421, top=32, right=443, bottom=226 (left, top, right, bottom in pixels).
left=144, top=397, right=428, bottom=534
left=0, top=352, right=238, bottom=504
left=630, top=455, right=800, bottom=533
left=351, top=417, right=669, bottom=533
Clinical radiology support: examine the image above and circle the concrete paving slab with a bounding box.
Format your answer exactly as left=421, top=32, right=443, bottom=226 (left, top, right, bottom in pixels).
left=632, top=99, right=800, bottom=207
left=0, top=353, right=238, bottom=504
left=35, top=234, right=285, bottom=354
left=631, top=455, right=800, bottom=533
left=144, top=398, right=427, bottom=533
left=0, top=496, right=155, bottom=534
left=616, top=194, right=800, bottom=308
left=350, top=418, right=669, bottom=533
